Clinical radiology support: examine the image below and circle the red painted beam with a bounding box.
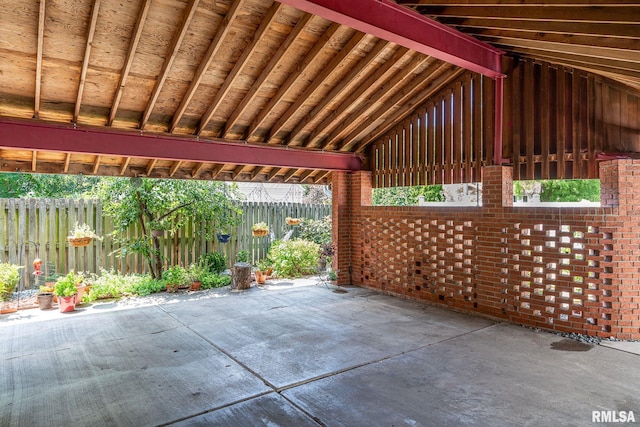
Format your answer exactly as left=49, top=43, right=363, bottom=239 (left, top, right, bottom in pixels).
left=0, top=119, right=362, bottom=171
left=277, top=0, right=503, bottom=78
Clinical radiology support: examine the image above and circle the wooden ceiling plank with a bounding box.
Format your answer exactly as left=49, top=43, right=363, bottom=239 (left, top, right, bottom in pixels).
left=268, top=167, right=282, bottom=181
left=139, top=0, right=200, bottom=129
left=31, top=151, right=37, bottom=172
left=298, top=169, right=314, bottom=183
left=251, top=166, right=265, bottom=181
left=287, top=38, right=389, bottom=146
left=354, top=65, right=467, bottom=152
left=319, top=55, right=431, bottom=150
left=222, top=13, right=314, bottom=138
left=146, top=159, right=157, bottom=176
left=283, top=169, right=298, bottom=182
left=302, top=46, right=412, bottom=148
left=413, top=5, right=640, bottom=24
left=108, top=0, right=152, bottom=126
left=195, top=2, right=282, bottom=135
left=170, top=0, right=249, bottom=133
left=314, top=170, right=331, bottom=183
left=191, top=162, right=206, bottom=178
left=169, top=160, right=182, bottom=177
left=231, top=165, right=245, bottom=180
left=74, top=0, right=102, bottom=123
left=64, top=153, right=71, bottom=173
left=399, top=0, right=640, bottom=5
left=211, top=164, right=225, bottom=179
left=34, top=0, right=46, bottom=119
left=245, top=22, right=342, bottom=140
left=92, top=155, right=101, bottom=175
left=119, top=157, right=131, bottom=175
left=266, top=31, right=369, bottom=142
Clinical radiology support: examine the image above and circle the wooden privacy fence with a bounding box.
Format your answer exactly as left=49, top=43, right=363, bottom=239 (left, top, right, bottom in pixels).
left=0, top=198, right=331, bottom=289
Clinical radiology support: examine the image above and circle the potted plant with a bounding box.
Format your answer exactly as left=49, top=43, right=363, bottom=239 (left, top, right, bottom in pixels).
left=0, top=263, right=21, bottom=314
left=187, top=263, right=207, bottom=291
left=67, top=222, right=103, bottom=247
left=37, top=285, right=54, bottom=310
left=286, top=217, right=301, bottom=226
left=255, top=259, right=272, bottom=285
left=162, top=265, right=189, bottom=293
left=55, top=271, right=82, bottom=312
left=318, top=242, right=336, bottom=271
left=252, top=222, right=269, bottom=237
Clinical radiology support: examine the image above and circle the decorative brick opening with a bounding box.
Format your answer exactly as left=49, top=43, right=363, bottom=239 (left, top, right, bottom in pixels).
left=333, top=160, right=640, bottom=340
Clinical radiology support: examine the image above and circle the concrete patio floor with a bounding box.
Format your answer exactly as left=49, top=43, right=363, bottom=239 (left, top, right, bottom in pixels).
left=1, top=278, right=639, bottom=426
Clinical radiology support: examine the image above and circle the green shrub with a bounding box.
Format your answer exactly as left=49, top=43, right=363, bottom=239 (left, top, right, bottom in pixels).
left=268, top=239, right=320, bottom=278
left=87, top=270, right=145, bottom=301
left=162, top=265, right=189, bottom=286
left=298, top=216, right=331, bottom=245
left=199, top=252, right=227, bottom=274
left=130, top=277, right=167, bottom=296
left=0, top=263, right=21, bottom=301
left=236, top=250, right=249, bottom=263
left=201, top=273, right=231, bottom=289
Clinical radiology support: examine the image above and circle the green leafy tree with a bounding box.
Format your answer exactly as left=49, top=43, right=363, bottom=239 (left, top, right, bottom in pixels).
left=372, top=185, right=444, bottom=206
left=94, top=178, right=240, bottom=279
left=540, top=180, right=600, bottom=202
left=0, top=173, right=101, bottom=198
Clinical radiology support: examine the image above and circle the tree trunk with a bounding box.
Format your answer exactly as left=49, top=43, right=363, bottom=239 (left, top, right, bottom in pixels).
left=231, top=262, right=251, bottom=290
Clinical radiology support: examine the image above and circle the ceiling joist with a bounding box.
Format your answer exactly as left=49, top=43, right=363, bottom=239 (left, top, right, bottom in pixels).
left=74, top=0, right=101, bottom=123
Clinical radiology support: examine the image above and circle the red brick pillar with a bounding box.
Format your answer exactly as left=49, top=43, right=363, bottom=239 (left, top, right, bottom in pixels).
left=474, top=165, right=513, bottom=319
left=331, top=171, right=372, bottom=286
left=599, top=159, right=640, bottom=340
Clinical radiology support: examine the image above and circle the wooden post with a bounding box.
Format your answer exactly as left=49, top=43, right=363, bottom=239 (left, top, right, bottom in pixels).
left=231, top=262, right=251, bottom=290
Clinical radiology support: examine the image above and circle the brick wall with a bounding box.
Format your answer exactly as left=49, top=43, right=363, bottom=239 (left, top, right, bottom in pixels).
left=333, top=160, right=640, bottom=340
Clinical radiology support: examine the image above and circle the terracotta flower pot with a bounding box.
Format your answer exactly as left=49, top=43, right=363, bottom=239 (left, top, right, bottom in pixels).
left=190, top=281, right=202, bottom=291
left=37, top=293, right=54, bottom=310
left=75, top=284, right=86, bottom=305
left=255, top=271, right=267, bottom=284
left=58, top=295, right=76, bottom=313
left=166, top=283, right=179, bottom=293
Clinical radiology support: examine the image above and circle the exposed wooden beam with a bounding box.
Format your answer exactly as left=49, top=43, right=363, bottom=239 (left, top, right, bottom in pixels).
left=139, top=0, right=200, bottom=129
left=31, top=151, right=37, bottom=172
left=170, top=0, right=248, bottom=133
left=314, top=170, right=331, bottom=183
left=231, top=165, right=245, bottom=180
left=211, top=163, right=225, bottom=179
left=222, top=13, right=314, bottom=138
left=320, top=55, right=432, bottom=150
left=146, top=159, right=157, bottom=176
left=74, top=0, right=101, bottom=123
left=0, top=119, right=363, bottom=171
left=191, top=162, right=206, bottom=178
left=194, top=2, right=282, bottom=135
left=354, top=65, right=466, bottom=152
left=283, top=169, right=298, bottom=182
left=278, top=0, right=503, bottom=77
left=286, top=39, right=389, bottom=146
left=169, top=161, right=182, bottom=177
left=266, top=31, right=369, bottom=142
left=414, top=5, right=640, bottom=24
left=398, top=0, right=640, bottom=5
left=298, top=169, right=315, bottom=183
left=301, top=46, right=412, bottom=148
left=34, top=0, right=46, bottom=119
left=119, top=157, right=130, bottom=175
left=92, top=155, right=101, bottom=174
left=64, top=153, right=71, bottom=173
left=251, top=166, right=265, bottom=181
left=108, top=0, right=152, bottom=126
left=245, top=22, right=342, bottom=140
left=268, top=167, right=282, bottom=182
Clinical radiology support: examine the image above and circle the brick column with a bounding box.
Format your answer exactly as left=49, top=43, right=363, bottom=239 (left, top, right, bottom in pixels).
left=599, top=159, right=640, bottom=340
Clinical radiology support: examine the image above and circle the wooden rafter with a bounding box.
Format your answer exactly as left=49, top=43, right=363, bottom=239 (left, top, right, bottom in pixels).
left=169, top=161, right=182, bottom=177
left=34, top=0, right=46, bottom=119
left=268, top=167, right=282, bottom=182
left=194, top=2, right=282, bottom=135
left=221, top=13, right=314, bottom=138
left=74, top=0, right=101, bottom=123
left=286, top=38, right=389, bottom=146
left=266, top=31, right=369, bottom=142
left=301, top=46, right=412, bottom=148
left=398, top=0, right=640, bottom=4
left=64, top=153, right=71, bottom=173
left=245, top=22, right=342, bottom=140
left=298, top=169, right=314, bottom=183
left=251, top=166, right=265, bottom=181
left=169, top=0, right=248, bottom=133
left=211, top=164, right=225, bottom=179
left=119, top=157, right=130, bottom=175
left=314, top=170, right=330, bottom=183
left=92, top=155, right=101, bottom=174
left=283, top=169, right=298, bottom=182
left=139, top=0, right=200, bottom=129
left=320, top=54, right=431, bottom=150
left=191, top=162, right=205, bottom=178
left=146, top=159, right=157, bottom=176
left=108, top=0, right=152, bottom=126
left=231, top=165, right=245, bottom=180
left=31, top=151, right=37, bottom=172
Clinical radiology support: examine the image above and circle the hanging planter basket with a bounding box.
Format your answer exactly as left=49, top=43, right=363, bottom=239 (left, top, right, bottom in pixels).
left=286, top=217, right=301, bottom=226
left=151, top=229, right=164, bottom=238
left=252, top=229, right=269, bottom=237
left=68, top=237, right=93, bottom=247
left=217, top=233, right=231, bottom=243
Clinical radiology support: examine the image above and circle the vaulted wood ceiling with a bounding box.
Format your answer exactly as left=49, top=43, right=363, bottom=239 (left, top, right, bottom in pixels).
left=0, top=0, right=637, bottom=183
